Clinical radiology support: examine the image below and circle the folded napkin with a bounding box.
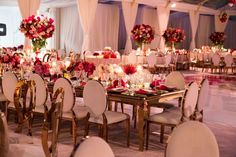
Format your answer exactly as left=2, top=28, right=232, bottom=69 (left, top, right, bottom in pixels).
left=150, top=80, right=161, bottom=89
left=113, top=79, right=126, bottom=88
left=93, top=52, right=100, bottom=56
left=157, top=85, right=176, bottom=92
left=135, top=89, right=155, bottom=95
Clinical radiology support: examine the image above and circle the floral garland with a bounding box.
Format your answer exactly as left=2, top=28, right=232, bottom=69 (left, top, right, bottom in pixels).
left=162, top=27, right=185, bottom=46
left=67, top=61, right=96, bottom=77
left=0, top=53, right=21, bottom=69
left=209, top=32, right=225, bottom=46
left=131, top=24, right=155, bottom=47
left=219, top=11, right=228, bottom=23
left=33, top=59, right=50, bottom=76
left=19, top=15, right=55, bottom=52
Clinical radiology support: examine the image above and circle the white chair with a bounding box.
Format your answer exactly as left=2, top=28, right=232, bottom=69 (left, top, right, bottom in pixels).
left=211, top=53, right=222, bottom=73
left=224, top=54, right=234, bottom=74
left=146, top=52, right=157, bottom=73
left=165, top=121, right=219, bottom=157
left=0, top=88, right=64, bottom=157
left=2, top=71, right=18, bottom=117
left=194, top=79, right=209, bottom=122
left=83, top=80, right=130, bottom=146
left=71, top=137, right=114, bottom=157
left=29, top=73, right=48, bottom=114
left=165, top=71, right=185, bottom=90
left=54, top=78, right=88, bottom=145
left=155, top=54, right=172, bottom=73
left=146, top=82, right=199, bottom=146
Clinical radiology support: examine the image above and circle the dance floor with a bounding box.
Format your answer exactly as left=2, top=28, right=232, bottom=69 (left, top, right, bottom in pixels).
left=6, top=71, right=236, bottom=157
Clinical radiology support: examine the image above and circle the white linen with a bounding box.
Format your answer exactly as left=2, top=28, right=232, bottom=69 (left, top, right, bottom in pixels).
left=189, top=11, right=199, bottom=50
left=76, top=0, right=98, bottom=52
left=156, top=6, right=170, bottom=51
left=122, top=1, right=138, bottom=54
left=17, top=0, right=41, bottom=50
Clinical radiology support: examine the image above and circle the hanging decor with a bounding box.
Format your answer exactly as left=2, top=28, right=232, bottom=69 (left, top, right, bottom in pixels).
left=219, top=11, right=228, bottom=23
left=209, top=32, right=225, bottom=48
left=19, top=15, right=55, bottom=54
left=228, top=0, right=236, bottom=7
left=162, top=27, right=185, bottom=50
left=131, top=24, right=154, bottom=54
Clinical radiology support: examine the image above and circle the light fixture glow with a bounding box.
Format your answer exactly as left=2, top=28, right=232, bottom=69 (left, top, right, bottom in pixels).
left=171, top=2, right=176, bottom=8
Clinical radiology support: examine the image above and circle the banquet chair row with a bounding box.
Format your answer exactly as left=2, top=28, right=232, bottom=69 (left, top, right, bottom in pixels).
left=145, top=78, right=209, bottom=147
left=0, top=87, right=64, bottom=157
left=1, top=71, right=88, bottom=145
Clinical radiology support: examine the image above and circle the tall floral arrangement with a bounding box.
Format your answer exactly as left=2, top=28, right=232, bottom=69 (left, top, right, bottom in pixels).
left=162, top=27, right=185, bottom=47
left=131, top=24, right=155, bottom=47
left=209, top=32, right=225, bottom=46
left=19, top=15, right=55, bottom=52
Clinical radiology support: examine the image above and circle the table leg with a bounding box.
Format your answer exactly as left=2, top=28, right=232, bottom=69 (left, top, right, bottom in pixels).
left=138, top=100, right=148, bottom=151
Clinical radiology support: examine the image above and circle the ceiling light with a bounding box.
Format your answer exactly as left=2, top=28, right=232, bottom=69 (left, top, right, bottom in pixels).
left=170, top=2, right=176, bottom=8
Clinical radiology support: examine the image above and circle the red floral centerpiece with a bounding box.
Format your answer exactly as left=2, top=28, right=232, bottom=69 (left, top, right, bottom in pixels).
left=123, top=64, right=137, bottom=75
left=131, top=24, right=155, bottom=47
left=209, top=32, right=225, bottom=47
left=71, top=61, right=96, bottom=77
left=162, top=27, right=185, bottom=49
left=0, top=53, right=21, bottom=69
left=19, top=15, right=55, bottom=52
left=219, top=11, right=228, bottom=23
left=33, top=59, right=50, bottom=76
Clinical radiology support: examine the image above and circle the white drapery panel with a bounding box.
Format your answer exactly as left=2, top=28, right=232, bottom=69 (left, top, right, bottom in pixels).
left=196, top=15, right=215, bottom=48
left=122, top=1, right=138, bottom=54
left=60, top=6, right=83, bottom=53
left=225, top=19, right=236, bottom=49
left=89, top=4, right=119, bottom=51
left=189, top=11, right=199, bottom=50
left=47, top=8, right=60, bottom=50
left=140, top=7, right=159, bottom=49
left=156, top=6, right=170, bottom=51
left=17, top=0, right=41, bottom=49
left=214, top=14, right=229, bottom=32
left=76, top=0, right=98, bottom=52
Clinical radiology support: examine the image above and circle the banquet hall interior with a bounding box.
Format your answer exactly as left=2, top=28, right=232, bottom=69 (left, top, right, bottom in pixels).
left=0, top=0, right=236, bottom=157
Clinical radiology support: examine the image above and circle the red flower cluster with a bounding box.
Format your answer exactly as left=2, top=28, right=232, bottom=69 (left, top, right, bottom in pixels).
left=162, top=27, right=185, bottom=44
left=74, top=61, right=96, bottom=77
left=20, top=15, right=55, bottom=40
left=131, top=24, right=154, bottom=46
left=1, top=45, right=23, bottom=53
left=123, top=64, right=137, bottom=75
left=209, top=32, right=225, bottom=46
left=34, top=59, right=50, bottom=76
left=0, top=53, right=21, bottom=69
left=219, top=12, right=228, bottom=23
left=102, top=50, right=117, bottom=59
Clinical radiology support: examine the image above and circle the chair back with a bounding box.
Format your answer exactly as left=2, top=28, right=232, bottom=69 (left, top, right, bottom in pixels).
left=0, top=112, right=9, bottom=157
left=2, top=71, right=18, bottom=102
left=212, top=53, right=221, bottom=66
left=127, top=51, right=136, bottom=64
left=29, top=73, right=48, bottom=107
left=83, top=80, right=106, bottom=117
left=165, top=71, right=185, bottom=90
left=43, top=53, right=51, bottom=62
left=147, top=53, right=157, bottom=67
left=181, top=82, right=198, bottom=119
left=42, top=87, right=64, bottom=157
left=224, top=54, right=233, bottom=67
left=197, top=79, right=209, bottom=112
left=166, top=121, right=219, bottom=157
left=164, top=54, right=172, bottom=66
left=54, top=78, right=75, bottom=112
left=71, top=137, right=114, bottom=157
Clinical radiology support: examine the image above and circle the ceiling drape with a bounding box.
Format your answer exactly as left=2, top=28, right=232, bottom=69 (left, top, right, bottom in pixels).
left=76, top=0, right=98, bottom=52
left=189, top=11, right=199, bottom=50
left=156, top=6, right=170, bottom=51
left=17, top=0, right=41, bottom=50
left=122, top=1, right=138, bottom=54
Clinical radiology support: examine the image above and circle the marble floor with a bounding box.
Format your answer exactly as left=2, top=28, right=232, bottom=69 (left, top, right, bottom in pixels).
left=6, top=71, right=236, bottom=157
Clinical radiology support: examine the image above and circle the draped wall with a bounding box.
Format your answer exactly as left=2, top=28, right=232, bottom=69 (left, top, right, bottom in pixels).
left=60, top=4, right=120, bottom=53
